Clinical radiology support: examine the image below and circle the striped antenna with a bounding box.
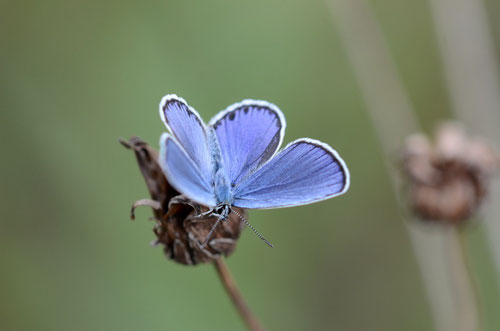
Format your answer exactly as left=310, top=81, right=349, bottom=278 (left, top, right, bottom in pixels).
left=232, top=209, right=274, bottom=248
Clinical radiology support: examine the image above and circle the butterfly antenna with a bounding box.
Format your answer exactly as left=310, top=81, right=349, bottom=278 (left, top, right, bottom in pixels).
left=232, top=209, right=274, bottom=248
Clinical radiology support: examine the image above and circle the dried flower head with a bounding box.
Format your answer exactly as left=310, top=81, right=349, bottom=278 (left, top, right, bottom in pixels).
left=120, top=137, right=244, bottom=265
left=401, top=122, right=499, bottom=223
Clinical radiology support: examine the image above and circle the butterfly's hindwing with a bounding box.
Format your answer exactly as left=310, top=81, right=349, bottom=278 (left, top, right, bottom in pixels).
left=159, top=133, right=217, bottom=207
left=232, top=139, right=349, bottom=209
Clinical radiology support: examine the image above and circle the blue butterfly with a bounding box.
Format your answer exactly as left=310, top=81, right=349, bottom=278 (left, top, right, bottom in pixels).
left=158, top=94, right=350, bottom=246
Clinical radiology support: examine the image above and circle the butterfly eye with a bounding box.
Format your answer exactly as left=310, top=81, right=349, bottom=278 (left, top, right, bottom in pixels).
left=215, top=205, right=225, bottom=215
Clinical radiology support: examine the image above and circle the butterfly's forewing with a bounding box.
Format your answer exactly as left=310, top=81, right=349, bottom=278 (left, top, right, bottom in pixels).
left=159, top=133, right=217, bottom=207
left=232, top=139, right=349, bottom=209
left=209, top=100, right=285, bottom=187
left=160, top=95, right=212, bottom=184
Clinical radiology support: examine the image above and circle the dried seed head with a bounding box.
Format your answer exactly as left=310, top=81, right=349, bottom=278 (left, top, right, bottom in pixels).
left=400, top=122, right=499, bottom=223
left=154, top=196, right=245, bottom=265
left=120, top=137, right=244, bottom=265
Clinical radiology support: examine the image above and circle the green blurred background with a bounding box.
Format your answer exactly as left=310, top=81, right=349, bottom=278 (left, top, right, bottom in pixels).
left=2, top=0, right=500, bottom=330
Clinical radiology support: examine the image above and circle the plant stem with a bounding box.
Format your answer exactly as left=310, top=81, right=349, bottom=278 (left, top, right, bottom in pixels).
left=445, top=228, right=480, bottom=331
left=429, top=0, right=500, bottom=281
left=327, top=1, right=481, bottom=330
left=213, top=259, right=264, bottom=331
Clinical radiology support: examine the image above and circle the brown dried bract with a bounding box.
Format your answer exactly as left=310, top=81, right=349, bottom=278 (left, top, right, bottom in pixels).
left=401, top=122, right=499, bottom=223
left=120, top=136, right=245, bottom=265
left=120, top=136, right=176, bottom=220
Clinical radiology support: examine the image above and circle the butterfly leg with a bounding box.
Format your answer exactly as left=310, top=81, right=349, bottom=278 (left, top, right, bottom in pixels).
left=187, top=203, right=230, bottom=221
left=200, top=214, right=225, bottom=248
left=186, top=209, right=215, bottom=221
left=198, top=204, right=231, bottom=247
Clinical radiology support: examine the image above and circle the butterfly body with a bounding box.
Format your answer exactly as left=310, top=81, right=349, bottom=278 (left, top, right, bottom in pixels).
left=158, top=94, right=350, bottom=220
left=207, top=127, right=234, bottom=208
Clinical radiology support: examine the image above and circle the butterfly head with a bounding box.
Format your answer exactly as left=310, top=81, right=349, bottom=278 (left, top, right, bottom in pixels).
left=213, top=203, right=231, bottom=220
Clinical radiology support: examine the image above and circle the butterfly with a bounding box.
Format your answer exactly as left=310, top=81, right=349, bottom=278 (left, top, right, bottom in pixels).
left=158, top=94, right=350, bottom=246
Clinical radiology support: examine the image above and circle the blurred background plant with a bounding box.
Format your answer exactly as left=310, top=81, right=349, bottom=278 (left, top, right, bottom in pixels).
left=2, top=0, right=500, bottom=330
left=401, top=122, right=499, bottom=223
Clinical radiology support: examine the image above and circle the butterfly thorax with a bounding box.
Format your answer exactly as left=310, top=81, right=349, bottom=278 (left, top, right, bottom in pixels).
left=213, top=167, right=232, bottom=204
left=207, top=127, right=234, bottom=206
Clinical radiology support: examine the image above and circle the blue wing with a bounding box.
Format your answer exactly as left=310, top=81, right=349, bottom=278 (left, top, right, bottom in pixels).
left=159, top=94, right=212, bottom=184
left=159, top=133, right=217, bottom=207
left=232, top=139, right=350, bottom=209
left=208, top=100, right=286, bottom=187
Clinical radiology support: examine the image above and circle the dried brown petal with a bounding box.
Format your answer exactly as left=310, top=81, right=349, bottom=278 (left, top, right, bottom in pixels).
left=121, top=137, right=245, bottom=265
left=435, top=121, right=468, bottom=161
left=465, top=137, right=500, bottom=176
left=401, top=134, right=438, bottom=185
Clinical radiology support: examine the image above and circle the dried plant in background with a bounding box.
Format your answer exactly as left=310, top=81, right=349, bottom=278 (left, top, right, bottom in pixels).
left=327, top=1, right=495, bottom=330
left=120, top=137, right=262, bottom=330
left=401, top=122, right=499, bottom=223
left=428, top=0, right=500, bottom=281
left=399, top=123, right=498, bottom=331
